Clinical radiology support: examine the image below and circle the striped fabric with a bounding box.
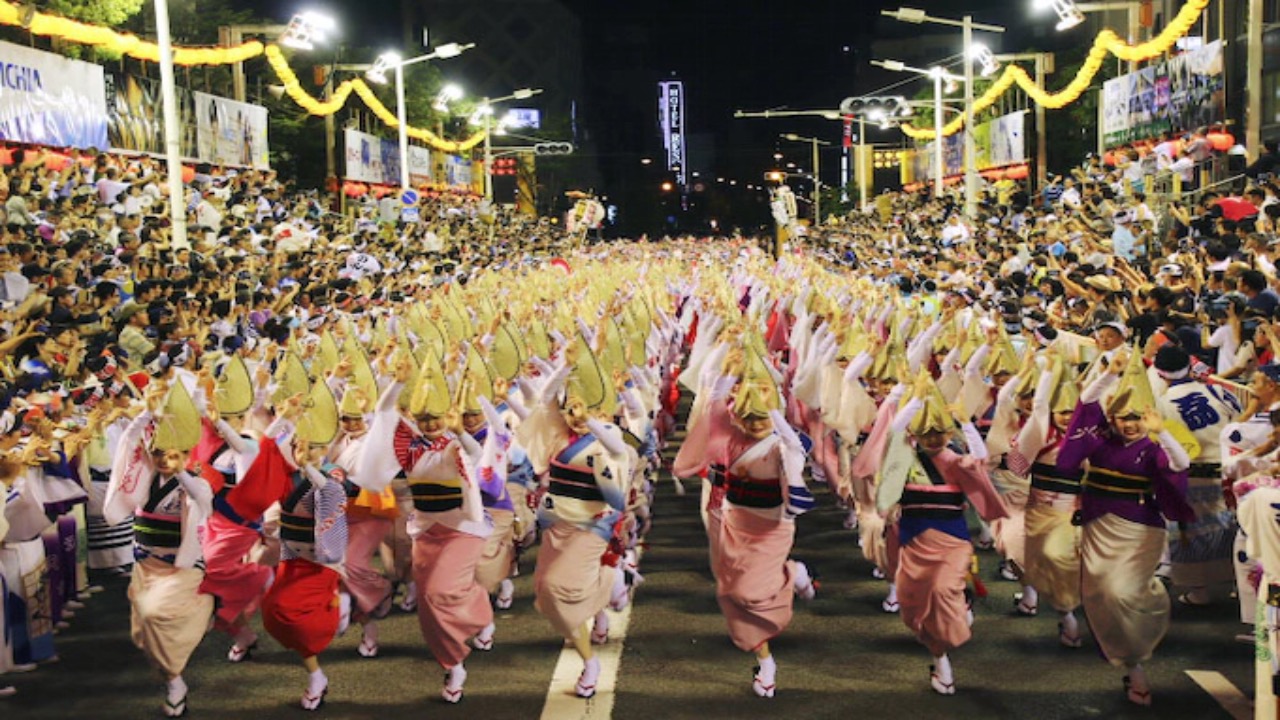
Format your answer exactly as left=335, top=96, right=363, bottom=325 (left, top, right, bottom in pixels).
left=786, top=485, right=816, bottom=516
left=392, top=421, right=452, bottom=471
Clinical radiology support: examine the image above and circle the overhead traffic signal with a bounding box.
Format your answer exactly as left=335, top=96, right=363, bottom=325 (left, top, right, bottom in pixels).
left=838, top=95, right=913, bottom=120
left=534, top=142, right=574, bottom=156
left=490, top=157, right=518, bottom=176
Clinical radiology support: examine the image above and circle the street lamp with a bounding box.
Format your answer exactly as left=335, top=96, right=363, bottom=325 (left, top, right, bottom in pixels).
left=882, top=7, right=1005, bottom=218
left=366, top=43, right=477, bottom=191
left=971, top=43, right=1000, bottom=78
left=873, top=60, right=962, bottom=198
left=220, top=12, right=336, bottom=103
left=434, top=84, right=464, bottom=113
left=1031, top=1, right=1141, bottom=70
left=780, top=133, right=830, bottom=225
left=467, top=88, right=543, bottom=202
left=736, top=108, right=875, bottom=210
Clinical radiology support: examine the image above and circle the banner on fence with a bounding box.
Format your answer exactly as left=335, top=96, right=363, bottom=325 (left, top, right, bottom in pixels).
left=1102, top=40, right=1225, bottom=147
left=193, top=91, right=269, bottom=169
left=0, top=41, right=108, bottom=149
left=911, top=110, right=1027, bottom=182
left=106, top=72, right=196, bottom=157
left=407, top=145, right=431, bottom=187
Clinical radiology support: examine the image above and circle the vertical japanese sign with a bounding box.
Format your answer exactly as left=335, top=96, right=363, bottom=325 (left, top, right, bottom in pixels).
left=658, top=80, right=687, bottom=187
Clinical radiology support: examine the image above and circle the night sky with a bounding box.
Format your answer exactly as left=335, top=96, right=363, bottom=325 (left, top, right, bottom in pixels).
left=240, top=0, right=1074, bottom=227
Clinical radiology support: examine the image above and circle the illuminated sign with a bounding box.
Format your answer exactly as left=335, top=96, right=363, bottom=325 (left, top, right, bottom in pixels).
left=658, top=80, right=687, bottom=187
left=503, top=108, right=541, bottom=129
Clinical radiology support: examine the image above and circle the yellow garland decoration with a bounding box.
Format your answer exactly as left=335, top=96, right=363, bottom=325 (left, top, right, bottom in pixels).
left=899, top=0, right=1211, bottom=140
left=0, top=2, right=264, bottom=65
left=264, top=45, right=486, bottom=153
left=0, top=2, right=486, bottom=153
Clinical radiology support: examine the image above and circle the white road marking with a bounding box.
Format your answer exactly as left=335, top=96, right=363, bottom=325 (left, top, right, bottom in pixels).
left=538, top=602, right=634, bottom=720
left=1186, top=670, right=1252, bottom=720
left=539, top=544, right=645, bottom=720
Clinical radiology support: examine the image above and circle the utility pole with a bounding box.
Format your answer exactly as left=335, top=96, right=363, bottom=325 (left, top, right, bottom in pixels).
left=1248, top=0, right=1264, bottom=163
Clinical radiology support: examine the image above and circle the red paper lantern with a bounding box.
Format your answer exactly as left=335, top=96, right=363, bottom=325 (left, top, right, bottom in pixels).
left=1005, top=165, right=1029, bottom=180
left=1207, top=130, right=1234, bottom=152
left=181, top=166, right=195, bottom=183
left=42, top=153, right=69, bottom=171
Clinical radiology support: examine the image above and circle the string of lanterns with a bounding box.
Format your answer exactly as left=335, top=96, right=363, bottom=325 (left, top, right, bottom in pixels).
left=898, top=0, right=1211, bottom=139
left=0, top=1, right=486, bottom=153
left=0, top=2, right=264, bottom=65
left=263, top=46, right=486, bottom=153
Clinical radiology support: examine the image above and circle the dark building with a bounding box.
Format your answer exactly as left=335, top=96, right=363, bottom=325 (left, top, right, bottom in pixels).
left=400, top=0, right=598, bottom=211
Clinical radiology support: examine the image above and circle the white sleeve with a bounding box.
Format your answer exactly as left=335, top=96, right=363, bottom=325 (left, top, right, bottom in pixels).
left=891, top=398, right=923, bottom=434
left=1157, top=429, right=1191, bottom=472
left=1080, top=372, right=1118, bottom=405
left=961, top=422, right=988, bottom=460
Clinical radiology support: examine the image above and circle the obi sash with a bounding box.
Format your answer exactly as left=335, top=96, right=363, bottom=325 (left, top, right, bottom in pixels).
left=279, top=478, right=316, bottom=547
left=133, top=476, right=181, bottom=549
left=1082, top=466, right=1152, bottom=502
left=724, top=472, right=783, bottom=508
left=548, top=434, right=604, bottom=503
left=410, top=476, right=465, bottom=512
left=1030, top=462, right=1084, bottom=495
left=133, top=510, right=182, bottom=549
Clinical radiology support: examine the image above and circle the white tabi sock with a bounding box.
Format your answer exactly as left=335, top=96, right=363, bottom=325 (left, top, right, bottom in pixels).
left=933, top=654, right=953, bottom=684
left=166, top=676, right=187, bottom=705
left=307, top=669, right=327, bottom=696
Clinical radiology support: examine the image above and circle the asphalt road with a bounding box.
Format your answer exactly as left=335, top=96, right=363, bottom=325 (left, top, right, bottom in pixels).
left=3, top=409, right=1255, bottom=720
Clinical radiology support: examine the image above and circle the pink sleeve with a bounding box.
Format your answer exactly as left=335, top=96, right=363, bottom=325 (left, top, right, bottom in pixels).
left=849, top=395, right=898, bottom=479
left=947, top=453, right=1009, bottom=521
left=673, top=397, right=729, bottom=479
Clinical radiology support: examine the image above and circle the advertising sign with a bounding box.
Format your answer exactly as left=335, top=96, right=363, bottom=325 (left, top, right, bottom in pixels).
left=193, top=91, right=269, bottom=168
left=659, top=80, right=687, bottom=186
left=503, top=108, right=541, bottom=129
left=407, top=145, right=432, bottom=187
left=913, top=110, right=1027, bottom=181
left=0, top=40, right=109, bottom=149
left=105, top=72, right=196, bottom=157
left=1102, top=40, right=1225, bottom=147
left=344, top=128, right=391, bottom=184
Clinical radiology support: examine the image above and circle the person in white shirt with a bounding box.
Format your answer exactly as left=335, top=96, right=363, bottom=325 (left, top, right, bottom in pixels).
left=1060, top=179, right=1083, bottom=210
left=939, top=215, right=970, bottom=247
left=195, top=189, right=224, bottom=232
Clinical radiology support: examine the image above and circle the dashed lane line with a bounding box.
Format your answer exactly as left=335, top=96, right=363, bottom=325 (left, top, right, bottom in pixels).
left=1186, top=669, right=1252, bottom=720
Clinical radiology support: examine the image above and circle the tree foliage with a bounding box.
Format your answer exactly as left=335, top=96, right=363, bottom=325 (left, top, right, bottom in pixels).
left=47, top=0, right=146, bottom=27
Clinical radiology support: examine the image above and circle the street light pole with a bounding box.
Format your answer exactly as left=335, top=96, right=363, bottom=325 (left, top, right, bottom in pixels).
left=483, top=97, right=493, bottom=201
left=881, top=8, right=1003, bottom=215
left=155, top=0, right=188, bottom=250
left=811, top=138, right=821, bottom=225
left=934, top=71, right=944, bottom=199
left=396, top=62, right=408, bottom=190
left=857, top=116, right=868, bottom=210
left=962, top=15, right=977, bottom=217
left=368, top=43, right=476, bottom=193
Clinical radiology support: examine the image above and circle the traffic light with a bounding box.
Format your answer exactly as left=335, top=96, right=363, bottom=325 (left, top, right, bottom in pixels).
left=534, top=142, right=574, bottom=156
left=838, top=95, right=912, bottom=120
left=873, top=150, right=903, bottom=169
left=489, top=157, right=518, bottom=176
left=764, top=171, right=785, bottom=183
